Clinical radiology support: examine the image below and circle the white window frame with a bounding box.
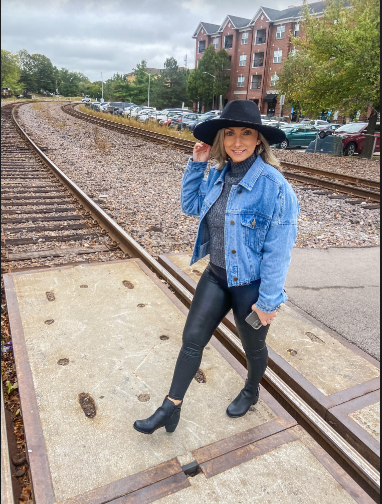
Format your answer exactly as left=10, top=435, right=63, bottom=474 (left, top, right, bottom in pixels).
left=213, top=38, right=219, bottom=49
left=270, top=73, right=279, bottom=87
left=198, top=40, right=206, bottom=54
left=276, top=25, right=285, bottom=39
left=294, top=23, right=299, bottom=37
left=273, top=50, right=282, bottom=63
left=241, top=31, right=249, bottom=45
left=239, top=54, right=247, bottom=67
left=290, top=48, right=297, bottom=56
left=237, top=76, right=245, bottom=87
left=251, top=75, right=262, bottom=89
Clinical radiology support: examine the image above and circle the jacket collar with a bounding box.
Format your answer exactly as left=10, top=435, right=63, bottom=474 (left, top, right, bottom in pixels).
left=214, top=155, right=265, bottom=190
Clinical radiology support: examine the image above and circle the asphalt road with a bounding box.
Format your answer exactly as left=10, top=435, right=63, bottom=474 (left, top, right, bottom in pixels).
left=285, top=246, right=380, bottom=360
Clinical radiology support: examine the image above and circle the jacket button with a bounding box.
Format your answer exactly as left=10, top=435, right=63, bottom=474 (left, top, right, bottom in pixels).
left=233, top=277, right=238, bottom=281
left=230, top=220, right=235, bottom=225
left=252, top=219, right=256, bottom=226
left=232, top=250, right=236, bottom=254
left=237, top=189, right=242, bottom=194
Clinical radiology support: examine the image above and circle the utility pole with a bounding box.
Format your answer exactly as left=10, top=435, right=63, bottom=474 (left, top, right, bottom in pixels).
left=101, top=72, right=103, bottom=101
left=143, top=71, right=151, bottom=107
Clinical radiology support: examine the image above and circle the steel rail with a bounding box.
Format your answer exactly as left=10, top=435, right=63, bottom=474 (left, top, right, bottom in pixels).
left=11, top=102, right=380, bottom=496
left=280, top=161, right=380, bottom=190
left=283, top=171, right=380, bottom=202
left=63, top=103, right=380, bottom=200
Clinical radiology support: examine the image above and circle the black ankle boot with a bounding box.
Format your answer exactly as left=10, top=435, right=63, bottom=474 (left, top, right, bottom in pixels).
left=133, top=396, right=182, bottom=434
left=226, top=381, right=260, bottom=418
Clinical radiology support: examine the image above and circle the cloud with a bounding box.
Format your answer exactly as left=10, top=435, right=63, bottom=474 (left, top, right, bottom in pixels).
left=1, top=0, right=306, bottom=81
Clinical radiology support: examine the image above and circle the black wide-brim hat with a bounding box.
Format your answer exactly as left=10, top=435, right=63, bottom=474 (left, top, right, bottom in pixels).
left=193, top=100, right=286, bottom=146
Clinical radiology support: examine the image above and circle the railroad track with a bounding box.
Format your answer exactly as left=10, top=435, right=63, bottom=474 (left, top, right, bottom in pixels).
left=1, top=103, right=126, bottom=269
left=1, top=101, right=380, bottom=501
left=62, top=102, right=380, bottom=204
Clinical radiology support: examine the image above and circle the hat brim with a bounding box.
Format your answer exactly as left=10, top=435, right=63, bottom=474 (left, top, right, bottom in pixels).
left=193, top=118, right=286, bottom=146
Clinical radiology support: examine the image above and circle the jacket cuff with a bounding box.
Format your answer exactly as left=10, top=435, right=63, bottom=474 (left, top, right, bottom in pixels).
left=187, top=157, right=208, bottom=171
left=255, top=292, right=287, bottom=313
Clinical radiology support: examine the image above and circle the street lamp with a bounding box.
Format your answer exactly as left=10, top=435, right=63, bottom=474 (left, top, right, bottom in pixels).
left=143, top=71, right=151, bottom=107
left=203, top=71, right=216, bottom=110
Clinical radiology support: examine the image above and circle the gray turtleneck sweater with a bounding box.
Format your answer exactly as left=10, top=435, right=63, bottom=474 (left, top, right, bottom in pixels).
left=205, top=152, right=257, bottom=269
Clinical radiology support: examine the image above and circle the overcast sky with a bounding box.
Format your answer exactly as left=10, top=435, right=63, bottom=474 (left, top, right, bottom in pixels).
left=2, top=0, right=307, bottom=81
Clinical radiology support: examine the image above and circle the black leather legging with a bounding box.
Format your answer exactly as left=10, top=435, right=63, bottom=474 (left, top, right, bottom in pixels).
left=168, top=262, right=270, bottom=400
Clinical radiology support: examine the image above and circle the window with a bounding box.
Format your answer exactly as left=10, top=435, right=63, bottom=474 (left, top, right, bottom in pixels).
left=276, top=25, right=285, bottom=39
left=251, top=75, right=262, bottom=89
left=273, top=50, right=282, bottom=63
left=270, top=73, right=279, bottom=87
left=224, top=35, right=233, bottom=49
left=255, top=29, right=266, bottom=45
left=198, top=40, right=205, bottom=53
left=227, top=56, right=232, bottom=69
left=239, top=54, right=247, bottom=66
left=294, top=23, right=299, bottom=37
left=253, top=52, right=264, bottom=67
left=237, top=76, right=245, bottom=87
left=213, top=38, right=219, bottom=49
left=241, top=32, right=249, bottom=44
left=290, top=48, right=297, bottom=56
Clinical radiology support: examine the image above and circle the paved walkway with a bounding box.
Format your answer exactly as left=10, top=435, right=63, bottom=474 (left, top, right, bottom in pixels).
left=285, top=247, right=380, bottom=360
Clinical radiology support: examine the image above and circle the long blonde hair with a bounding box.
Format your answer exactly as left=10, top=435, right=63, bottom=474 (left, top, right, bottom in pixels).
left=210, top=129, right=282, bottom=171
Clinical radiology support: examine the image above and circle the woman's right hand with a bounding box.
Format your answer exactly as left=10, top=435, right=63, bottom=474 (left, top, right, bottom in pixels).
left=193, top=142, right=211, bottom=162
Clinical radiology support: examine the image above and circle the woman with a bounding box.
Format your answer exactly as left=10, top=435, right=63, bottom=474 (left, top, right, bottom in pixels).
left=134, top=100, right=299, bottom=434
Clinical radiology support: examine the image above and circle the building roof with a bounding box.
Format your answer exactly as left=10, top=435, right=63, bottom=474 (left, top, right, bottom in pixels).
left=263, top=1, right=325, bottom=21
left=226, top=15, right=252, bottom=29
left=193, top=1, right=327, bottom=39
left=192, top=22, right=221, bottom=37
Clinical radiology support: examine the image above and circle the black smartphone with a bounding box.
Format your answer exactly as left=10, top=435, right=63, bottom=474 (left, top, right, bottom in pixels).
left=245, top=310, right=263, bottom=330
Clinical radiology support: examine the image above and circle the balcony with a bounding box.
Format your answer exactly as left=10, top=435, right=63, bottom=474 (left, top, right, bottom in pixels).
left=255, top=37, right=266, bottom=45
left=250, top=83, right=261, bottom=89
left=253, top=53, right=264, bottom=68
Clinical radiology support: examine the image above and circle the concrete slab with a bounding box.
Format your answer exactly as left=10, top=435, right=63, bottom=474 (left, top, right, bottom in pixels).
left=268, top=304, right=379, bottom=396
left=5, top=260, right=291, bottom=503
left=284, top=247, right=380, bottom=360
left=156, top=427, right=371, bottom=504
left=161, top=253, right=379, bottom=397
left=350, top=402, right=380, bottom=442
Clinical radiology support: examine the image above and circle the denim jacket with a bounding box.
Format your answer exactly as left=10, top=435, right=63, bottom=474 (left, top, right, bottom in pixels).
left=180, top=155, right=299, bottom=313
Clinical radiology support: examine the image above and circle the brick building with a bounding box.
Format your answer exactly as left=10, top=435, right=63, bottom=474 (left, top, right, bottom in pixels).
left=193, top=2, right=325, bottom=117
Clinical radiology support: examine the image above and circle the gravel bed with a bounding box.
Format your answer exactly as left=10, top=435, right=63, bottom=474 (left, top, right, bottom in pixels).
left=16, top=102, right=380, bottom=253
left=276, top=150, right=380, bottom=182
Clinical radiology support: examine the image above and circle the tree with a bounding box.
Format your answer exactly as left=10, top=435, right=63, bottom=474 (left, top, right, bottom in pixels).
left=278, top=0, right=380, bottom=157
left=187, top=45, right=231, bottom=110
left=151, top=57, right=190, bottom=109
left=18, top=50, right=56, bottom=93
left=1, top=49, right=23, bottom=93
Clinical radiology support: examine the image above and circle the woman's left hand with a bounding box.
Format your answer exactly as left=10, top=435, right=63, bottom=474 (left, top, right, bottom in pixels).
left=251, top=305, right=277, bottom=326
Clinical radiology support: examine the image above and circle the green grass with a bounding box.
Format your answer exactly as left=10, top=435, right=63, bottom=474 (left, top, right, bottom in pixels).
left=78, top=105, right=197, bottom=142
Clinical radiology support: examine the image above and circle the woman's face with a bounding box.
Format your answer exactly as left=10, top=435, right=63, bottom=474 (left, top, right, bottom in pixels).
left=224, top=127, right=260, bottom=163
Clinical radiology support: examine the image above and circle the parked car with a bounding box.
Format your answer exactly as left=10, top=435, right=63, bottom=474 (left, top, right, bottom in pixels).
left=277, top=125, right=319, bottom=149
left=158, top=111, right=187, bottom=126
left=82, top=97, right=91, bottom=103
left=136, top=110, right=159, bottom=122
left=169, top=112, right=197, bottom=130
left=333, top=122, right=380, bottom=156
left=125, top=106, right=156, bottom=118
left=315, top=123, right=342, bottom=138
left=171, top=112, right=202, bottom=130
left=186, top=113, right=220, bottom=132
left=150, top=108, right=186, bottom=123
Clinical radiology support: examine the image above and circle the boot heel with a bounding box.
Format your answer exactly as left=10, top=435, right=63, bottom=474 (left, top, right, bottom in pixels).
left=165, top=422, right=178, bottom=433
